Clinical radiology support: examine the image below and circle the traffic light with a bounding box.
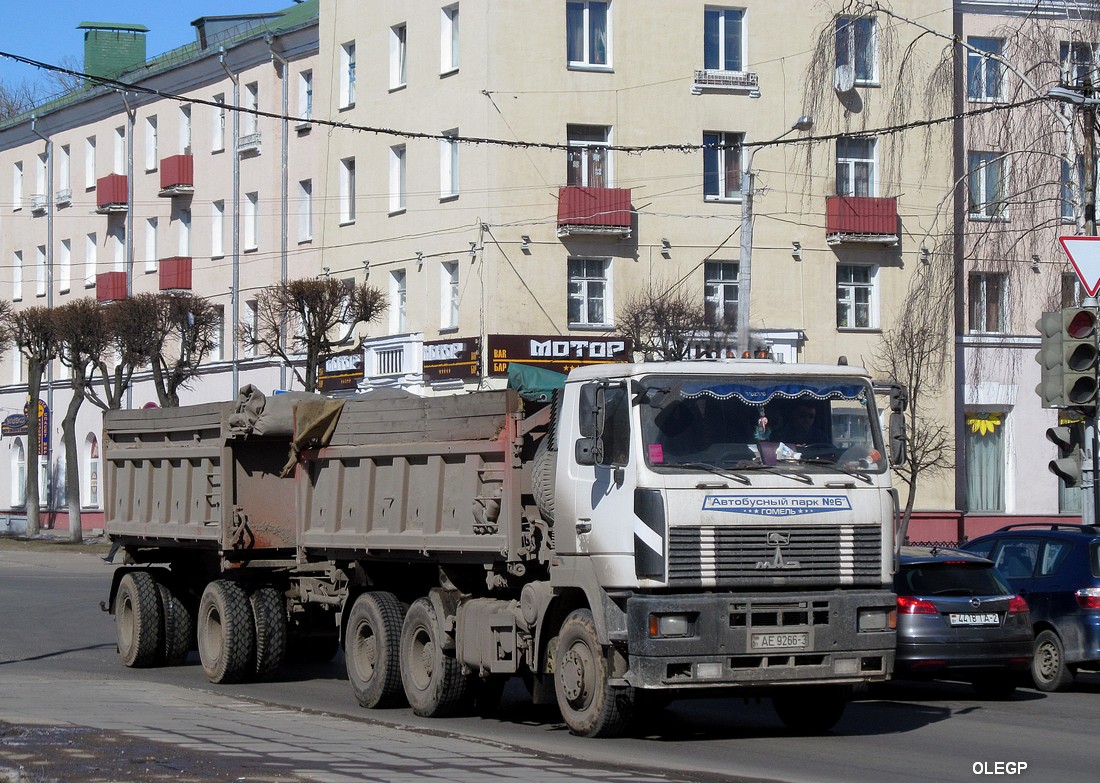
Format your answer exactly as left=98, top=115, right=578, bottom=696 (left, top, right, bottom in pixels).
left=1047, top=421, right=1084, bottom=488
left=1035, top=310, right=1067, bottom=408
left=1061, top=307, right=1099, bottom=410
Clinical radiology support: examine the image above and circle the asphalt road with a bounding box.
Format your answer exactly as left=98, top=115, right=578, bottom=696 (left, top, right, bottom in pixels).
left=2, top=538, right=1099, bottom=782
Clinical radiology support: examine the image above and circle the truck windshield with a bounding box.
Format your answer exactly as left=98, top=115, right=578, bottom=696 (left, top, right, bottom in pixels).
left=638, top=375, right=886, bottom=474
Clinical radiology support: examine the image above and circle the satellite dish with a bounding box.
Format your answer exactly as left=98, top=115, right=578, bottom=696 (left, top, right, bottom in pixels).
left=834, top=64, right=856, bottom=93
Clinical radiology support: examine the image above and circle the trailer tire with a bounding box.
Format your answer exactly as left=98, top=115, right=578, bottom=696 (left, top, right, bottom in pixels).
left=346, top=592, right=406, bottom=708
left=250, top=586, right=287, bottom=682
left=197, top=580, right=256, bottom=684
left=400, top=597, right=471, bottom=717
left=554, top=609, right=634, bottom=737
left=115, top=571, right=164, bottom=668
left=157, top=581, right=194, bottom=666
left=772, top=685, right=850, bottom=734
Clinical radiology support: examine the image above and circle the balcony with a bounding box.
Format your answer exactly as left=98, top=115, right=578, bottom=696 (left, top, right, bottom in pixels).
left=30, top=194, right=47, bottom=215
left=95, top=271, right=128, bottom=303
left=691, top=69, right=760, bottom=97
left=158, top=256, right=192, bottom=291
left=55, top=188, right=72, bottom=207
left=95, top=174, right=128, bottom=214
left=825, top=196, right=899, bottom=246
left=159, top=154, right=194, bottom=197
left=360, top=333, right=424, bottom=391
left=556, top=187, right=633, bottom=238
left=237, top=132, right=262, bottom=156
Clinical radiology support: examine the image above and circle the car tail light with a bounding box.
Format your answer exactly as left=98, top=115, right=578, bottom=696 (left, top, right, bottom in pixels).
left=1076, top=587, right=1100, bottom=610
left=896, top=595, right=937, bottom=615
left=1008, top=595, right=1029, bottom=613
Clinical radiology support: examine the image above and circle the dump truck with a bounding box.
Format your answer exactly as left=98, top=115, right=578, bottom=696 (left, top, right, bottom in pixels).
left=102, top=360, right=902, bottom=737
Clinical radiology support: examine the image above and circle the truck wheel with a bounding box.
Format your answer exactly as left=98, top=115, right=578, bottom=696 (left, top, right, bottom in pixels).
left=115, top=571, right=164, bottom=668
left=1032, top=629, right=1074, bottom=692
left=197, top=580, right=255, bottom=684
left=554, top=609, right=634, bottom=737
left=251, top=586, right=287, bottom=682
left=400, top=597, right=470, bottom=717
left=772, top=685, right=850, bottom=734
left=346, top=591, right=405, bottom=708
left=157, top=581, right=194, bottom=666
left=532, top=434, right=557, bottom=523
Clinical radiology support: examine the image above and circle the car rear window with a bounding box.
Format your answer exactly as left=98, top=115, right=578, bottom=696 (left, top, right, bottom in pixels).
left=896, top=563, right=1011, bottom=597
left=1092, top=542, right=1100, bottom=578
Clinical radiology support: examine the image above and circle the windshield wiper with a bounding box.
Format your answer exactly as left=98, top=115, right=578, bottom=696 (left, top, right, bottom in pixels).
left=672, top=461, right=751, bottom=485
left=798, top=457, right=874, bottom=484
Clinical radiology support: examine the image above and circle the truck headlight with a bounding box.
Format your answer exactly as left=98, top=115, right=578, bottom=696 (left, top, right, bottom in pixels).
left=648, top=613, right=694, bottom=638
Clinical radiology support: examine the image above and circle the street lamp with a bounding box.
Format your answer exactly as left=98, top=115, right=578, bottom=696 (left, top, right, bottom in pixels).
left=737, top=115, right=814, bottom=356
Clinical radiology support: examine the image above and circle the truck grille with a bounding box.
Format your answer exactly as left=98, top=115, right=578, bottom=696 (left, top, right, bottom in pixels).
left=667, top=525, right=882, bottom=587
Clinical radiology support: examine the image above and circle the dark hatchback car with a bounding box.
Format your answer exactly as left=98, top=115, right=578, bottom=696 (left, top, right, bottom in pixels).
left=962, top=523, right=1100, bottom=691
left=894, top=546, right=1033, bottom=698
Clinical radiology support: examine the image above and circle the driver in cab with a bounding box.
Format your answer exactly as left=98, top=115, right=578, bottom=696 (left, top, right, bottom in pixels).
left=775, top=403, right=831, bottom=447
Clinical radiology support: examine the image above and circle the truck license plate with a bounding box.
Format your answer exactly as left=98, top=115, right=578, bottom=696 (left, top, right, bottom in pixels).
left=949, top=613, right=999, bottom=626
left=751, top=632, right=808, bottom=650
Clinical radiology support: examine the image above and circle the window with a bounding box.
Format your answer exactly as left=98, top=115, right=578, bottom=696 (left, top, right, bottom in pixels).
left=35, top=153, right=47, bottom=203
left=145, top=217, right=158, bottom=272
left=835, top=15, right=876, bottom=84
left=85, top=232, right=97, bottom=288
left=968, top=272, right=1006, bottom=333
left=567, top=1, right=610, bottom=68
left=211, top=200, right=225, bottom=258
left=1061, top=41, right=1099, bottom=88
left=84, top=435, right=100, bottom=508
left=212, top=93, right=226, bottom=152
left=113, top=127, right=125, bottom=174
left=568, top=258, right=610, bottom=326
left=837, top=264, right=876, bottom=329
left=178, top=208, right=191, bottom=257
left=440, top=129, right=459, bottom=199
left=10, top=439, right=25, bottom=507
left=243, top=193, right=258, bottom=251
left=567, top=124, right=610, bottom=187
left=59, top=145, right=71, bottom=195
left=340, top=42, right=356, bottom=108
left=441, top=261, right=459, bottom=329
left=703, top=131, right=743, bottom=200
left=1060, top=155, right=1095, bottom=222
left=210, top=305, right=225, bottom=362
left=12, top=250, right=22, bottom=300
left=340, top=158, right=356, bottom=223
left=967, top=37, right=1003, bottom=101
left=10, top=347, right=22, bottom=385
left=390, top=270, right=408, bottom=332
left=244, top=83, right=259, bottom=136
left=298, top=179, right=313, bottom=242
left=179, top=105, right=192, bottom=154
left=391, top=24, right=407, bottom=89
left=704, top=261, right=738, bottom=326
left=244, top=300, right=258, bottom=357
left=36, top=246, right=46, bottom=297
left=704, top=7, right=744, bottom=72
left=836, top=137, right=875, bottom=197
left=12, top=162, right=23, bottom=209
left=390, top=145, right=407, bottom=213
left=968, top=151, right=1007, bottom=219
left=965, top=410, right=1005, bottom=512
left=441, top=4, right=460, bottom=73
left=145, top=115, right=158, bottom=171
left=84, top=136, right=96, bottom=188
left=298, top=70, right=313, bottom=120
left=1062, top=271, right=1084, bottom=308
left=111, top=226, right=125, bottom=272
left=59, top=239, right=71, bottom=294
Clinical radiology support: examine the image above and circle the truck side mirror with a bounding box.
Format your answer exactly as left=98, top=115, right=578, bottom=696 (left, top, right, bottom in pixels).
left=576, top=436, right=599, bottom=466
left=889, top=411, right=906, bottom=465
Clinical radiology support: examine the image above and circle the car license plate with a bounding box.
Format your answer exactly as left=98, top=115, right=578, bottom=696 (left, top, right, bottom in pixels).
left=948, top=613, right=999, bottom=626
left=751, top=632, right=808, bottom=650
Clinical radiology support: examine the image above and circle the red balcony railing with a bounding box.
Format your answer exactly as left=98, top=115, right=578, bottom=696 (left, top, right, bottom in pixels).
left=557, top=187, right=633, bottom=238
left=159, top=256, right=192, bottom=291
left=159, top=154, right=194, bottom=195
left=825, top=196, right=899, bottom=245
left=95, top=271, right=127, bottom=302
left=95, top=174, right=128, bottom=213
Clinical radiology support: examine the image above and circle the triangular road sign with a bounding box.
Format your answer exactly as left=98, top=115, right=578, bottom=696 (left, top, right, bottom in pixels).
left=1060, top=236, right=1100, bottom=296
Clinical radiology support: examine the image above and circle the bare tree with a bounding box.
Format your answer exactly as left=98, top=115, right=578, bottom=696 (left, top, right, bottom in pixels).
left=148, top=293, right=222, bottom=407
left=87, top=295, right=159, bottom=410
left=617, top=277, right=735, bottom=361
left=240, top=277, right=387, bottom=392
left=11, top=307, right=60, bottom=537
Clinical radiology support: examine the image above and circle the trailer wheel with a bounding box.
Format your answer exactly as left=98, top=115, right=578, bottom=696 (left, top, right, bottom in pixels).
left=400, top=597, right=470, bottom=717
left=250, top=586, right=287, bottom=682
left=115, top=571, right=164, bottom=668
left=157, top=580, right=194, bottom=666
left=554, top=609, right=634, bottom=737
left=197, top=580, right=255, bottom=684
left=772, top=685, right=850, bottom=734
left=346, top=592, right=406, bottom=708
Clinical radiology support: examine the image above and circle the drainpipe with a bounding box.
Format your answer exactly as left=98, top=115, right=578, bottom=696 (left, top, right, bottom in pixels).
left=29, top=116, right=54, bottom=514
left=266, top=34, right=290, bottom=391
left=219, top=48, right=241, bottom=395
left=119, top=92, right=136, bottom=412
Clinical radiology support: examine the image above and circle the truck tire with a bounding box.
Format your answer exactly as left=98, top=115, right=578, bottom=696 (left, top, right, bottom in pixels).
left=400, top=597, right=471, bottom=717
left=250, top=586, right=287, bottom=682
left=346, top=592, right=406, bottom=708
left=197, top=580, right=256, bottom=684
left=157, top=581, right=194, bottom=666
left=772, top=685, right=850, bottom=734
left=554, top=608, right=634, bottom=737
left=532, top=434, right=557, bottom=523
left=1032, top=629, right=1074, bottom=692
left=115, top=571, right=164, bottom=668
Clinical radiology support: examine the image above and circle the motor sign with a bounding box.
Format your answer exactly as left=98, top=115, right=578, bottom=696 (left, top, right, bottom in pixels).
left=1060, top=236, right=1100, bottom=296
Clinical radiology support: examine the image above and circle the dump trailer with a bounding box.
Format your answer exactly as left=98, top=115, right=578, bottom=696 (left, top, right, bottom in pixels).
left=103, top=361, right=901, bottom=737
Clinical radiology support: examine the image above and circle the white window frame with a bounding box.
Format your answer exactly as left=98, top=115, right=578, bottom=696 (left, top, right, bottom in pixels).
left=212, top=93, right=226, bottom=152
left=243, top=83, right=259, bottom=136
left=113, top=126, right=125, bottom=174
left=340, top=42, right=356, bottom=108
left=85, top=232, right=97, bottom=288
left=210, top=305, right=225, bottom=362
left=1061, top=41, right=1100, bottom=88
left=211, top=200, right=225, bottom=258
left=835, top=15, right=877, bottom=85
left=567, top=125, right=611, bottom=187
left=967, top=37, right=1003, bottom=102
left=298, top=70, right=314, bottom=120
left=10, top=439, right=26, bottom=507
left=391, top=24, right=408, bottom=89
left=440, top=129, right=459, bottom=199
left=84, top=136, right=96, bottom=188
left=244, top=299, right=258, bottom=358
left=12, top=162, right=23, bottom=210
left=836, top=137, right=877, bottom=197
left=179, top=105, right=192, bottom=154
left=145, top=115, right=158, bottom=171
left=836, top=264, right=878, bottom=330
left=441, top=261, right=460, bottom=329
left=390, top=145, right=407, bottom=214
left=968, top=271, right=1007, bottom=334
left=35, top=245, right=46, bottom=297
left=59, top=238, right=71, bottom=294
left=704, top=261, right=739, bottom=327
left=59, top=144, right=71, bottom=195
left=390, top=269, right=408, bottom=333
left=567, top=257, right=612, bottom=328
left=298, top=179, right=313, bottom=242
left=178, top=208, right=191, bottom=257
left=12, top=250, right=22, bottom=300
left=243, top=193, right=258, bottom=251
left=968, top=151, right=1008, bottom=221
left=441, top=4, right=460, bottom=74
left=83, top=434, right=100, bottom=508
left=703, top=6, right=745, bottom=73
left=111, top=226, right=125, bottom=272
left=145, top=217, right=158, bottom=272
left=703, top=131, right=743, bottom=201
left=567, top=1, right=611, bottom=70
left=340, top=158, right=356, bottom=224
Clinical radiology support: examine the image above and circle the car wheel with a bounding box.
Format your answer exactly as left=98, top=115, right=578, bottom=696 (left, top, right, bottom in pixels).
left=1032, top=629, right=1074, bottom=692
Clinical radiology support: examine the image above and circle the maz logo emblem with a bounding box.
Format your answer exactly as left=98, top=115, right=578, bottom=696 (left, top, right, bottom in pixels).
left=757, top=530, right=801, bottom=570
